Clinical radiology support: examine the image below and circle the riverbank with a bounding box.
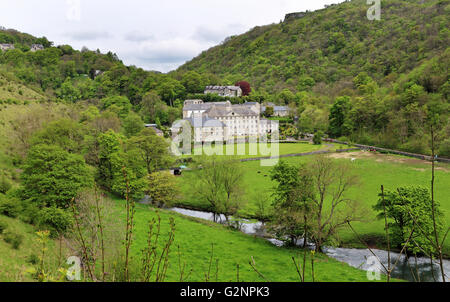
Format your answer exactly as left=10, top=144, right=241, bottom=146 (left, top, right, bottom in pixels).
left=169, top=207, right=449, bottom=282
left=176, top=151, right=450, bottom=257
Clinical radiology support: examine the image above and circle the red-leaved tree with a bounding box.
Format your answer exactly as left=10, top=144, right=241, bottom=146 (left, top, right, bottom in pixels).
left=235, top=81, right=251, bottom=96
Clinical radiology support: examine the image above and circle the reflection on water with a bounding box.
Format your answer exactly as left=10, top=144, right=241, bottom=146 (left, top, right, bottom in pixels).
left=323, top=247, right=449, bottom=282
left=170, top=207, right=449, bottom=282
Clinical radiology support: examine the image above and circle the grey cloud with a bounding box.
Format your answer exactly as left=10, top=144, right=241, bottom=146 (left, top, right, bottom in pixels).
left=192, top=23, right=246, bottom=43
left=66, top=31, right=113, bottom=41
left=124, top=31, right=154, bottom=42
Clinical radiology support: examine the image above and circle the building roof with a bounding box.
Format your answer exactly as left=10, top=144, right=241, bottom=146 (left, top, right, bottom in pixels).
left=183, top=101, right=230, bottom=111
left=262, top=105, right=289, bottom=112
left=144, top=124, right=163, bottom=134
left=185, top=117, right=226, bottom=128
left=205, top=86, right=242, bottom=91
left=230, top=106, right=259, bottom=116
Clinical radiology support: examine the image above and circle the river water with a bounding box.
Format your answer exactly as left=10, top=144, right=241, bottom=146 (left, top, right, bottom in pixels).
left=170, top=207, right=449, bottom=282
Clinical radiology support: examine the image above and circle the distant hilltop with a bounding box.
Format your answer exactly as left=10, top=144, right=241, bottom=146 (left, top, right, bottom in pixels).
left=284, top=4, right=338, bottom=22
left=284, top=12, right=306, bottom=22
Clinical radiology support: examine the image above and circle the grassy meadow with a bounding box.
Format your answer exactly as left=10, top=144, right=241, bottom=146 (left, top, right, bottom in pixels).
left=177, top=150, right=450, bottom=255
left=0, top=215, right=64, bottom=282
left=182, top=141, right=332, bottom=159
left=114, top=200, right=392, bottom=282
left=0, top=198, right=392, bottom=282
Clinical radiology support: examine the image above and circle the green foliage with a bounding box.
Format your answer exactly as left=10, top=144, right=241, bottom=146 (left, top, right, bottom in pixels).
left=36, top=206, right=73, bottom=238
left=127, top=128, right=173, bottom=174
left=147, top=172, right=179, bottom=208
left=328, top=96, right=351, bottom=138
left=269, top=161, right=313, bottom=245
left=0, top=175, right=12, bottom=194
left=21, top=144, right=93, bottom=208
left=0, top=194, right=21, bottom=218
left=374, top=186, right=444, bottom=255
left=264, top=106, right=274, bottom=117
left=438, top=138, right=450, bottom=157
left=123, top=112, right=144, bottom=138
left=180, top=71, right=205, bottom=94
left=101, top=95, right=132, bottom=119
left=30, top=118, right=86, bottom=154
left=97, top=130, right=147, bottom=200
left=192, top=157, right=245, bottom=220
left=313, top=131, right=323, bottom=145
left=0, top=220, right=7, bottom=234
left=3, top=231, right=23, bottom=250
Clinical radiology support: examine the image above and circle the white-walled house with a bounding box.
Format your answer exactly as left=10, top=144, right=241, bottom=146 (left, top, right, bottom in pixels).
left=175, top=100, right=278, bottom=142
left=204, top=86, right=243, bottom=97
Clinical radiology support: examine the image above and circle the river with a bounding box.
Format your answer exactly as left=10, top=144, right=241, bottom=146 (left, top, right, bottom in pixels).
left=170, top=207, right=450, bottom=282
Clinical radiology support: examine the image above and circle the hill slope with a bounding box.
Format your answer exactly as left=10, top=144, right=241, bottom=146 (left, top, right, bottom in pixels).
left=177, top=0, right=450, bottom=155
left=178, top=0, right=449, bottom=94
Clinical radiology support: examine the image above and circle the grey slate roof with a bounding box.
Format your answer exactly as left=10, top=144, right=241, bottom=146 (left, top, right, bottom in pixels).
left=261, top=105, right=289, bottom=112
left=183, top=101, right=229, bottom=111
left=185, top=117, right=226, bottom=128
left=205, top=86, right=241, bottom=91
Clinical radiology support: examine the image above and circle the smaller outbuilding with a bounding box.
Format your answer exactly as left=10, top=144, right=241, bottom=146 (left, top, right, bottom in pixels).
left=30, top=44, right=44, bottom=52
left=144, top=124, right=164, bottom=137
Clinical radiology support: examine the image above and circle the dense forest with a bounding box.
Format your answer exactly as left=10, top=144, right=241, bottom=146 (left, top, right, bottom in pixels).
left=177, top=0, right=450, bottom=156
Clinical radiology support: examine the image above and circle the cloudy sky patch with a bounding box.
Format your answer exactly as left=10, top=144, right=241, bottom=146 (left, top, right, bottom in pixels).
left=66, top=30, right=113, bottom=41
left=0, top=0, right=344, bottom=72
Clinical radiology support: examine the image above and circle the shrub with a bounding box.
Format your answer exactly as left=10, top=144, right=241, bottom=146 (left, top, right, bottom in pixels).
left=20, top=201, right=40, bottom=225
left=313, top=131, right=323, bottom=145
left=3, top=231, right=23, bottom=249
left=0, top=195, right=21, bottom=218
left=37, top=207, right=73, bottom=238
left=0, top=175, right=12, bottom=194
left=438, top=138, right=450, bottom=158
left=0, top=220, right=7, bottom=234
left=26, top=254, right=39, bottom=265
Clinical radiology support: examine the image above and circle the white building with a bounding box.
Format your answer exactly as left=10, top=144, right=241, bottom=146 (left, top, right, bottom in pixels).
left=204, top=86, right=243, bottom=97
left=30, top=44, right=44, bottom=52
left=261, top=103, right=290, bottom=117
left=0, top=44, right=15, bottom=51
left=174, top=100, right=278, bottom=142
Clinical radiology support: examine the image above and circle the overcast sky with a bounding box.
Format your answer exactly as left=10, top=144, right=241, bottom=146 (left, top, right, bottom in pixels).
left=0, top=0, right=344, bottom=72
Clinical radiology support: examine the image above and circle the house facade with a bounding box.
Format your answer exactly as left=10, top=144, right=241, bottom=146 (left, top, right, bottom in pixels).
left=175, top=100, right=278, bottom=142
left=0, top=44, right=15, bottom=51
left=204, top=86, right=243, bottom=97
left=144, top=124, right=164, bottom=137
left=30, top=44, right=44, bottom=52
left=262, top=103, right=290, bottom=117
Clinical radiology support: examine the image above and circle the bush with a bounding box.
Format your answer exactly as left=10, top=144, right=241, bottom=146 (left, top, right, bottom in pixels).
left=3, top=231, right=23, bottom=249
left=26, top=254, right=39, bottom=265
left=400, top=138, right=428, bottom=155
left=438, top=138, right=450, bottom=158
left=313, top=131, right=323, bottom=145
left=0, top=175, right=12, bottom=194
left=37, top=206, right=73, bottom=238
left=0, top=220, right=7, bottom=234
left=0, top=195, right=21, bottom=218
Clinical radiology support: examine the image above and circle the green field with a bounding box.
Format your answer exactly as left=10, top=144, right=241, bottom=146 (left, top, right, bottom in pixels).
left=0, top=215, right=63, bottom=282
left=117, top=200, right=391, bottom=282
left=182, top=142, right=332, bottom=159
left=177, top=151, right=450, bottom=254
left=0, top=74, right=46, bottom=102
left=1, top=200, right=391, bottom=282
